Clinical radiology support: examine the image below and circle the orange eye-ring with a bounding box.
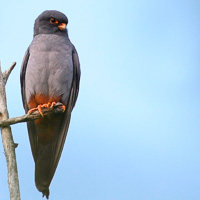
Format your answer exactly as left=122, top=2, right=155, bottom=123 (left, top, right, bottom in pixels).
left=50, top=17, right=59, bottom=24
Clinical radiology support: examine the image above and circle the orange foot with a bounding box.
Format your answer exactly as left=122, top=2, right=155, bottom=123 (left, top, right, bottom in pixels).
left=28, top=102, right=66, bottom=117
left=49, top=102, right=66, bottom=112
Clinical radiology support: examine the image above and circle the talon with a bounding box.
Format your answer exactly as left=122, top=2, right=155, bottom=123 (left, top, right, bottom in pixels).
left=41, top=103, right=50, bottom=109
left=60, top=105, right=66, bottom=112
left=50, top=102, right=56, bottom=108
left=38, top=105, right=44, bottom=117
left=28, top=107, right=39, bottom=115
left=28, top=105, right=45, bottom=117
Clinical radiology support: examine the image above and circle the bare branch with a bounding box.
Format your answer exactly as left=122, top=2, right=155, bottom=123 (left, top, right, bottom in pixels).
left=0, top=62, right=21, bottom=200
left=3, top=62, right=16, bottom=84
left=0, top=102, right=65, bottom=127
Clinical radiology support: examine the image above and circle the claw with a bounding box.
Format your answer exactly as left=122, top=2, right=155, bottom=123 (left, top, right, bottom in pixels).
left=37, top=105, right=44, bottom=118
left=41, top=103, right=51, bottom=109
left=60, top=105, right=66, bottom=112
left=50, top=102, right=56, bottom=108
left=49, top=102, right=65, bottom=112
left=28, top=104, right=46, bottom=117
left=28, top=107, right=39, bottom=115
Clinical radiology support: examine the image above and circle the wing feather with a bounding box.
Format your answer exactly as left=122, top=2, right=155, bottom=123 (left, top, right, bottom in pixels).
left=51, top=44, right=81, bottom=177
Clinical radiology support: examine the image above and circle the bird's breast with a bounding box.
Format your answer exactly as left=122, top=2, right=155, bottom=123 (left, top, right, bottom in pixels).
left=25, top=34, right=73, bottom=108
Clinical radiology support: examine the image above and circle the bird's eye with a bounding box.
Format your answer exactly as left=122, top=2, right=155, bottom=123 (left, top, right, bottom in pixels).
left=50, top=18, right=59, bottom=24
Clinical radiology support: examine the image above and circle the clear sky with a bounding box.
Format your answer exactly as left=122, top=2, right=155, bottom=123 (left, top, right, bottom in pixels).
left=1, top=0, right=200, bottom=199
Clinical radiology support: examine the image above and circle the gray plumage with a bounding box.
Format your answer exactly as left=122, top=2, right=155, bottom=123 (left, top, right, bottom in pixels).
left=25, top=34, right=73, bottom=105
left=20, top=10, right=80, bottom=198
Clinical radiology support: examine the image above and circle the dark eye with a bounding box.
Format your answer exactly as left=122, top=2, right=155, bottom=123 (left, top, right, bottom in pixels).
left=50, top=17, right=58, bottom=24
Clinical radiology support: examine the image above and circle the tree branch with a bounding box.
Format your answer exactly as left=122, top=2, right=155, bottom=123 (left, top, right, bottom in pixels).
left=0, top=102, right=65, bottom=127
left=3, top=62, right=16, bottom=84
left=0, top=62, right=20, bottom=200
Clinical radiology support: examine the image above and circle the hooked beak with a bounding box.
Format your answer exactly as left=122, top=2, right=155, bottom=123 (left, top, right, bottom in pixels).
left=58, top=23, right=67, bottom=31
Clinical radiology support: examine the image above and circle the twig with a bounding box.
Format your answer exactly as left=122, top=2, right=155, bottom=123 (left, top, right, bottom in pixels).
left=3, top=62, right=16, bottom=84
left=0, top=62, right=20, bottom=200
left=0, top=102, right=65, bottom=127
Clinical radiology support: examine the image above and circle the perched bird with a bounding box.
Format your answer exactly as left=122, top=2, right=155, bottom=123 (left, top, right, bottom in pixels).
left=20, top=10, right=80, bottom=198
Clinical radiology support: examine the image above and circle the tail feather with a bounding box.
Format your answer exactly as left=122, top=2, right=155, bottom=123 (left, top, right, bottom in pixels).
left=42, top=189, right=50, bottom=199
left=27, top=112, right=70, bottom=198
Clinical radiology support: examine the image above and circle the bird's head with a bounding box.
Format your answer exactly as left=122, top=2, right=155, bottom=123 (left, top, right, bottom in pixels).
left=34, top=10, right=68, bottom=37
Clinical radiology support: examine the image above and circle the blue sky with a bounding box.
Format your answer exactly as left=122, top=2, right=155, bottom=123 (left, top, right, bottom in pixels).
left=1, top=0, right=200, bottom=199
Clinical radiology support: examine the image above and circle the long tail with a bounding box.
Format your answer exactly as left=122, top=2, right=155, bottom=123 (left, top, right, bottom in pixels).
left=27, top=111, right=71, bottom=198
